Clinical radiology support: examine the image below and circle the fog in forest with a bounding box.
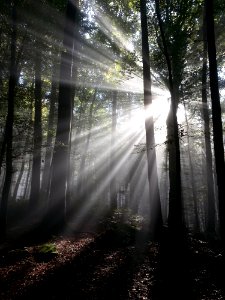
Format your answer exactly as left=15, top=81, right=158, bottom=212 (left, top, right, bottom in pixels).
left=0, top=0, right=225, bottom=298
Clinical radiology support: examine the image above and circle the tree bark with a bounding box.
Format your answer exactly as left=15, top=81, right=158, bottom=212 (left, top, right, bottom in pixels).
left=155, top=0, right=183, bottom=236
left=205, top=0, right=225, bottom=242
left=77, top=89, right=97, bottom=202
left=47, top=0, right=78, bottom=230
left=23, top=156, right=32, bottom=200
left=41, top=62, right=58, bottom=204
left=29, top=42, right=42, bottom=212
left=154, top=2, right=193, bottom=298
left=110, top=90, right=118, bottom=211
left=12, top=159, right=25, bottom=202
left=184, top=103, right=200, bottom=232
left=0, top=2, right=17, bottom=238
left=201, top=7, right=216, bottom=234
left=140, top=0, right=162, bottom=236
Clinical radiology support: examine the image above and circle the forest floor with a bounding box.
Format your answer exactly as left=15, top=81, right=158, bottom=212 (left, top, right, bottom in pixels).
left=0, top=220, right=224, bottom=300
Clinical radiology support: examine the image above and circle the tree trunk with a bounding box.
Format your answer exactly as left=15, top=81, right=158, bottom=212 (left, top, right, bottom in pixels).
left=205, top=0, right=225, bottom=242
left=70, top=97, right=87, bottom=205
left=154, top=2, right=193, bottom=299
left=140, top=0, right=162, bottom=236
left=184, top=103, right=200, bottom=232
left=0, top=134, right=7, bottom=176
left=12, top=159, right=25, bottom=202
left=160, top=149, right=169, bottom=223
left=0, top=2, right=17, bottom=238
left=29, top=42, right=42, bottom=212
left=202, top=8, right=216, bottom=235
left=11, top=131, right=31, bottom=203
left=41, top=62, right=58, bottom=204
left=77, top=89, right=97, bottom=202
left=155, top=0, right=183, bottom=236
left=47, top=0, right=78, bottom=230
left=23, top=156, right=32, bottom=200
left=110, top=90, right=118, bottom=211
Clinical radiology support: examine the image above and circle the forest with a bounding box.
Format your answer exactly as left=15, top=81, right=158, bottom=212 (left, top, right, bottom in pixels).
left=0, top=0, right=225, bottom=299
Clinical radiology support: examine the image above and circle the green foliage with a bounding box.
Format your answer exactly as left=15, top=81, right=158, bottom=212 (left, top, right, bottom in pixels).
left=37, top=243, right=58, bottom=254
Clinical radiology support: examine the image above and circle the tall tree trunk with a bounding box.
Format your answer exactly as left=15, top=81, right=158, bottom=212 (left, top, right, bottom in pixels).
left=127, top=151, right=145, bottom=213
left=205, top=0, right=225, bottom=242
left=155, top=0, right=183, bottom=236
left=66, top=63, right=77, bottom=214
left=66, top=14, right=80, bottom=215
left=110, top=90, right=118, bottom=211
left=160, top=149, right=169, bottom=223
left=12, top=126, right=31, bottom=203
left=154, top=1, right=193, bottom=299
left=70, top=97, right=87, bottom=204
left=23, top=156, right=32, bottom=200
left=184, top=103, right=199, bottom=232
left=29, top=42, right=42, bottom=212
left=140, top=0, right=162, bottom=236
left=47, top=0, right=78, bottom=230
left=0, top=135, right=7, bottom=176
left=12, top=159, right=25, bottom=202
left=41, top=62, right=58, bottom=204
left=0, top=2, right=17, bottom=238
left=202, top=8, right=216, bottom=235
left=77, top=89, right=97, bottom=201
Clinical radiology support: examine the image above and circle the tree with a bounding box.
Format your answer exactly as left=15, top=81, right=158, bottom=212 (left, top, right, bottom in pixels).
left=41, top=62, right=58, bottom=204
left=201, top=6, right=216, bottom=234
left=29, top=40, right=42, bottom=212
left=154, top=0, right=183, bottom=236
left=205, top=0, right=225, bottom=243
left=183, top=102, right=200, bottom=231
left=47, top=0, right=79, bottom=230
left=77, top=89, right=97, bottom=204
left=140, top=0, right=162, bottom=237
left=0, top=1, right=17, bottom=237
left=154, top=1, right=194, bottom=298
left=110, top=90, right=118, bottom=211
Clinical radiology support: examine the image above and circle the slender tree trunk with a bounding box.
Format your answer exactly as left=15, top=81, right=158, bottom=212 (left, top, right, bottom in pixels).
left=48, top=0, right=78, bottom=230
left=41, top=62, right=58, bottom=204
left=23, top=156, right=32, bottom=200
left=0, top=135, right=7, bottom=175
left=205, top=0, right=225, bottom=242
left=29, top=43, right=42, bottom=212
left=110, top=90, right=118, bottom=211
left=184, top=103, right=199, bottom=232
left=0, top=60, right=3, bottom=100
left=11, top=128, right=31, bottom=203
left=66, top=61, right=77, bottom=214
left=12, top=159, right=25, bottom=202
left=160, top=149, right=169, bottom=223
left=0, top=2, right=17, bottom=238
left=77, top=89, right=97, bottom=200
left=71, top=98, right=86, bottom=202
left=202, top=8, right=216, bottom=234
left=140, top=0, right=162, bottom=236
left=127, top=151, right=145, bottom=213
left=66, top=16, right=80, bottom=215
